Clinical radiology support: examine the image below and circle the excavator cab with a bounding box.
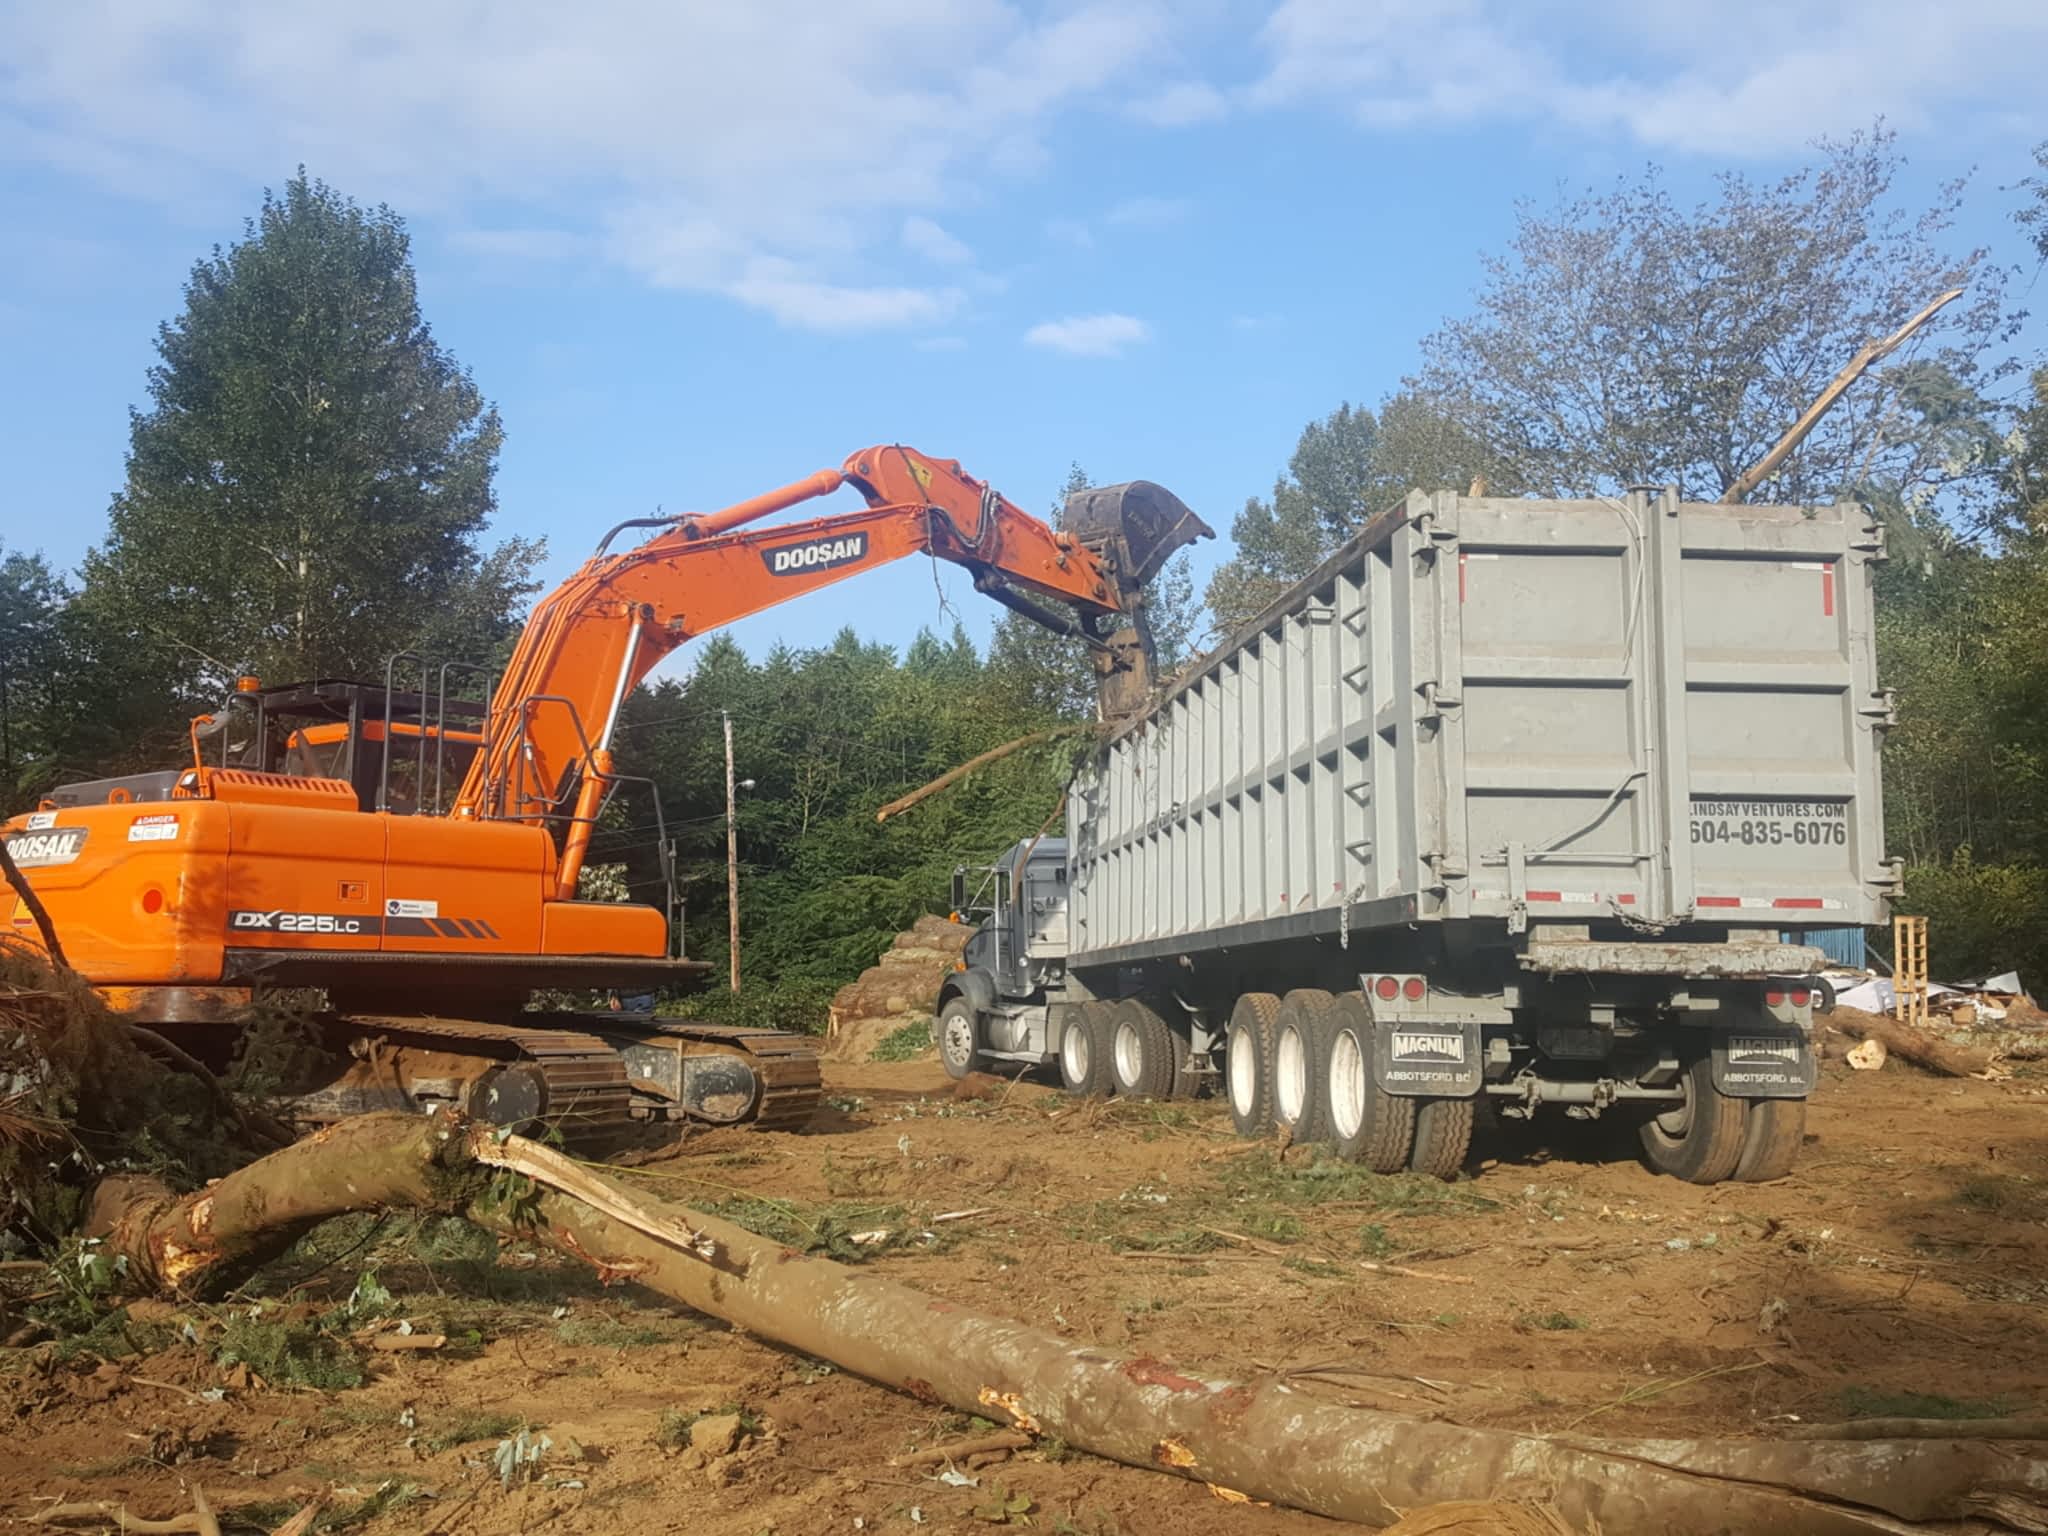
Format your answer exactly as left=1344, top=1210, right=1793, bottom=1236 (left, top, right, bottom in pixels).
left=241, top=678, right=487, bottom=814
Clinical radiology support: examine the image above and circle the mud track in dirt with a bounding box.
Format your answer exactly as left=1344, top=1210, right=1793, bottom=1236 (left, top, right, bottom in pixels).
left=5, top=1057, right=2045, bottom=1534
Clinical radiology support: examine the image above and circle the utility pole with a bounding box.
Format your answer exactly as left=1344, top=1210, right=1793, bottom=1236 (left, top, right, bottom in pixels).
left=723, top=709, right=740, bottom=993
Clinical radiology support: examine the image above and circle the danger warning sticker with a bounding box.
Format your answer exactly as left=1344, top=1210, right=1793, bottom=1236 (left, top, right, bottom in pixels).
left=128, top=814, right=180, bottom=843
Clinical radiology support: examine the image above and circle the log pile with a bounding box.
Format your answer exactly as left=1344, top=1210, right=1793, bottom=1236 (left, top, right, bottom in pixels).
left=824, top=913, right=969, bottom=1060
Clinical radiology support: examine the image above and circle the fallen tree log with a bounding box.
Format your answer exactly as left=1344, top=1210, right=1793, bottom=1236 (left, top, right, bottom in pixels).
left=1829, top=1007, right=1995, bottom=1077
left=89, top=1113, right=2048, bottom=1532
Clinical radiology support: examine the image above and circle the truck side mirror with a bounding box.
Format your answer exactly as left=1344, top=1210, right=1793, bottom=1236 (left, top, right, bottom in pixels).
left=950, top=868, right=966, bottom=917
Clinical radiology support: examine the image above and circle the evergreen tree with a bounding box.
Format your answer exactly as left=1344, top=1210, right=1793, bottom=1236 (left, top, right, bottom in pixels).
left=0, top=545, right=66, bottom=809
left=77, top=170, right=538, bottom=726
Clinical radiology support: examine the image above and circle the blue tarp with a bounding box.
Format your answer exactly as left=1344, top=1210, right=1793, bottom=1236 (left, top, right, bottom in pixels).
left=1783, top=926, right=1868, bottom=967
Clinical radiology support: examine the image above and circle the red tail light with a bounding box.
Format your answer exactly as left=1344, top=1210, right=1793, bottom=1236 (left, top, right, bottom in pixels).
left=1789, top=988, right=1811, bottom=1007
left=1402, top=976, right=1426, bottom=1001
left=1374, top=976, right=1399, bottom=1001
left=1765, top=988, right=1787, bottom=1007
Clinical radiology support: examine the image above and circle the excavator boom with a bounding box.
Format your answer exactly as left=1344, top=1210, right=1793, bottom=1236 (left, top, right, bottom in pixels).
left=458, top=445, right=1209, bottom=896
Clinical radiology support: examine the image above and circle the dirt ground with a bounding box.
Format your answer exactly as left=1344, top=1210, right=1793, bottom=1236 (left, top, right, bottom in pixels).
left=5, top=1051, right=2047, bottom=1534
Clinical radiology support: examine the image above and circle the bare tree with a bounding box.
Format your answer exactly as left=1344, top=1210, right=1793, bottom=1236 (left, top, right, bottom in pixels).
left=1413, top=127, right=2015, bottom=516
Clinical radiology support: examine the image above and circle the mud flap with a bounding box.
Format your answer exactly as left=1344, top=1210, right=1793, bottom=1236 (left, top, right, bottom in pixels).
left=1710, top=1029, right=1815, bottom=1099
left=1373, top=1018, right=1482, bottom=1098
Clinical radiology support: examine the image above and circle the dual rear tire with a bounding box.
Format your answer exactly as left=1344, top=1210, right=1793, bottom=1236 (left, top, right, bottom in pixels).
left=1225, top=987, right=1470, bottom=1178
left=1636, top=1056, right=1804, bottom=1184
left=1061, top=997, right=1191, bottom=1100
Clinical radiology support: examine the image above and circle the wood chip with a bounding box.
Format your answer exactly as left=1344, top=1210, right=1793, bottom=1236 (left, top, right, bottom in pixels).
left=890, top=1430, right=1032, bottom=1467
left=1360, top=1260, right=1475, bottom=1285
left=368, top=1332, right=448, bottom=1352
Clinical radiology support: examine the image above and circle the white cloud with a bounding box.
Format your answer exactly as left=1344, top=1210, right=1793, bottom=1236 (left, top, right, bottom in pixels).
left=1025, top=312, right=1150, bottom=357
left=1247, top=0, right=2048, bottom=155
left=726, top=264, right=964, bottom=333
left=0, top=0, right=1171, bottom=330
left=1128, top=80, right=1228, bottom=127
left=901, top=215, right=974, bottom=266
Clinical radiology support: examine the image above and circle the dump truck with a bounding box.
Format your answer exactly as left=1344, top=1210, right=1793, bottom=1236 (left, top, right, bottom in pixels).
left=937, top=487, right=1894, bottom=1183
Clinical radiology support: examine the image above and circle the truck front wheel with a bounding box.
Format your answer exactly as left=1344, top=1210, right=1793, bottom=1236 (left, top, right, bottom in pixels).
left=1637, top=1055, right=1748, bottom=1184
left=1059, top=1003, right=1115, bottom=1098
left=936, top=996, right=983, bottom=1081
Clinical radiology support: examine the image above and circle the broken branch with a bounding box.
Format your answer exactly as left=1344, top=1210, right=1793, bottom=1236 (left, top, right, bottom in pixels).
left=1722, top=287, right=1964, bottom=504
left=874, top=727, right=1086, bottom=823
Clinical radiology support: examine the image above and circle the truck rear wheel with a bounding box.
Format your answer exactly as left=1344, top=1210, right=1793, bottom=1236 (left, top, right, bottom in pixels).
left=1226, top=993, right=1280, bottom=1137
left=1732, top=1096, right=1806, bottom=1182
left=937, top=996, right=983, bottom=1081
left=1408, top=1097, right=1474, bottom=1179
left=1326, top=992, right=1415, bottom=1172
left=1637, top=1055, right=1748, bottom=1184
left=1108, top=997, right=1176, bottom=1098
left=1058, top=1003, right=1115, bottom=1098
left=1271, top=990, right=1336, bottom=1144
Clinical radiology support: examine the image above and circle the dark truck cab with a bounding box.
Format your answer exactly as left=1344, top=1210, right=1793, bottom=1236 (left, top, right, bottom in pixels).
left=933, top=837, right=1073, bottom=1078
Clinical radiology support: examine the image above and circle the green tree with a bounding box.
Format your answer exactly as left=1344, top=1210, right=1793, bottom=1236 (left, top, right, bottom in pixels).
left=77, top=170, right=538, bottom=717
left=0, top=544, right=66, bottom=807
left=1205, top=395, right=1510, bottom=630
left=605, top=625, right=1079, bottom=1027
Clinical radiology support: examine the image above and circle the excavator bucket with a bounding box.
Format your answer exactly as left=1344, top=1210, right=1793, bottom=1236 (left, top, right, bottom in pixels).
left=1063, top=481, right=1213, bottom=593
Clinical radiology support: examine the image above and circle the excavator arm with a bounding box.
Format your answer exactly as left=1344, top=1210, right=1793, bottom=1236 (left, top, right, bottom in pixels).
left=453, top=445, right=1209, bottom=895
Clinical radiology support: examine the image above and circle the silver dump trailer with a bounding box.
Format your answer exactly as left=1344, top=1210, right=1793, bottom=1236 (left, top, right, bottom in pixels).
left=938, top=487, right=1894, bottom=1183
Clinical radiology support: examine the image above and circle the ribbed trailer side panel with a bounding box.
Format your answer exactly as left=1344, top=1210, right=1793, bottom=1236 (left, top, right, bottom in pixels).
left=1066, top=490, right=1892, bottom=970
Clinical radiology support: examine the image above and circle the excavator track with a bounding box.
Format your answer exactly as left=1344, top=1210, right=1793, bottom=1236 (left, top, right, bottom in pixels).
left=288, top=1014, right=822, bottom=1150
left=595, top=1020, right=824, bottom=1133
left=300, top=1015, right=636, bottom=1149
left=659, top=1022, right=824, bottom=1132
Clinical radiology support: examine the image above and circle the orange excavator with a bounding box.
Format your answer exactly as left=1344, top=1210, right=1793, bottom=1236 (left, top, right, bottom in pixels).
left=3, top=446, right=1209, bottom=1146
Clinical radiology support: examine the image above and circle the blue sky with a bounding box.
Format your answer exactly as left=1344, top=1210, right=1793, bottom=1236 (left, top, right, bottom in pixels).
left=3, top=0, right=2045, bottom=680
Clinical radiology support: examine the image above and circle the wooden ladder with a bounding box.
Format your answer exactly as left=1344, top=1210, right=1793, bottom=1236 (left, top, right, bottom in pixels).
left=1892, top=914, right=1929, bottom=1028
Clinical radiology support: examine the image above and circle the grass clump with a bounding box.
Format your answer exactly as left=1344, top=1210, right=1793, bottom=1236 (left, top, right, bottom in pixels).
left=557, top=1313, right=699, bottom=1349
left=320, top=1480, right=431, bottom=1530
left=1837, top=1386, right=2024, bottom=1421
left=870, top=1020, right=934, bottom=1062
left=215, top=1314, right=366, bottom=1390
left=1282, top=1256, right=1344, bottom=1279
left=699, top=1195, right=925, bottom=1262
left=1955, top=1176, right=2035, bottom=1215
left=425, top=1410, right=525, bottom=1452
left=1214, top=1150, right=1499, bottom=1215
left=1519, top=1311, right=1588, bottom=1332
